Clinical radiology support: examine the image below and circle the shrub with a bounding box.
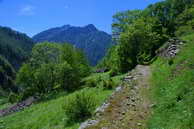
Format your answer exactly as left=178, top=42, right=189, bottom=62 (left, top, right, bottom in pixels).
left=102, top=78, right=115, bottom=90
left=85, top=79, right=97, bottom=88
left=8, top=92, right=19, bottom=103
left=175, top=25, right=194, bottom=37
left=64, top=90, right=97, bottom=123
left=0, top=120, right=6, bottom=129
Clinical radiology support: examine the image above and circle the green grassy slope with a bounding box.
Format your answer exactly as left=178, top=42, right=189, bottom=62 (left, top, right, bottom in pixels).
left=0, top=88, right=112, bottom=129
left=0, top=72, right=125, bottom=129
left=148, top=34, right=194, bottom=129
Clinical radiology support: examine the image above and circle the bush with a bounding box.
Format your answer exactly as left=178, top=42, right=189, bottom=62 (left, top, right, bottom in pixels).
left=85, top=79, right=97, bottom=88
left=8, top=92, right=19, bottom=103
left=175, top=25, right=194, bottom=37
left=64, top=90, right=97, bottom=123
left=102, top=78, right=115, bottom=90
left=16, top=43, right=91, bottom=100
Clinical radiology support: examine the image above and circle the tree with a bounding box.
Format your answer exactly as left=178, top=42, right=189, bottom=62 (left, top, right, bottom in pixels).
left=117, top=17, right=164, bottom=73
left=16, top=42, right=91, bottom=99
left=112, top=10, right=142, bottom=40
left=30, top=42, right=62, bottom=68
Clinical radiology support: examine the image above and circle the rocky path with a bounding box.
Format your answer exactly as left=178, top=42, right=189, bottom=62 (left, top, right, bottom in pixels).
left=80, top=65, right=152, bottom=129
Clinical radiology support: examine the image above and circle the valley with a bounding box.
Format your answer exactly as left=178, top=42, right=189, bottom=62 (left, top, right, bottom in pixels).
left=0, top=0, right=194, bottom=129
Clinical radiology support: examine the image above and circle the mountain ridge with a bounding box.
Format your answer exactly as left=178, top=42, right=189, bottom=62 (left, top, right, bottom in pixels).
left=33, top=24, right=113, bottom=65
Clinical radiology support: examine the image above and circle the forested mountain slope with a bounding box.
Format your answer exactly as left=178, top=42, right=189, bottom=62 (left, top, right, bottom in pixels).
left=0, top=26, right=34, bottom=94
left=0, top=26, right=34, bottom=69
left=33, top=24, right=113, bottom=65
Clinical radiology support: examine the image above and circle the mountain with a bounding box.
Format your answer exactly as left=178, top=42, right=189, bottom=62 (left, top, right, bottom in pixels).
left=0, top=26, right=34, bottom=93
left=33, top=24, right=114, bottom=65
left=0, top=26, right=34, bottom=69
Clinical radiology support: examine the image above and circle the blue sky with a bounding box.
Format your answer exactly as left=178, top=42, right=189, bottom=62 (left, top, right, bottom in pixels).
left=0, top=0, right=160, bottom=37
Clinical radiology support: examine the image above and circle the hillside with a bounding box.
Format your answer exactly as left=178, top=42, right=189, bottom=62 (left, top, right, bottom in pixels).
left=0, top=55, right=16, bottom=94
left=0, top=26, right=34, bottom=69
left=0, top=26, right=34, bottom=94
left=148, top=34, right=194, bottom=128
left=0, top=0, right=194, bottom=128
left=1, top=34, right=194, bottom=129
left=33, top=24, right=113, bottom=65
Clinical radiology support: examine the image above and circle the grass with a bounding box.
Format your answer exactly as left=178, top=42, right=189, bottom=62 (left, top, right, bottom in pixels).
left=0, top=98, right=11, bottom=110
left=0, top=72, right=125, bottom=129
left=82, top=71, right=126, bottom=88
left=0, top=88, right=112, bottom=129
left=148, top=34, right=194, bottom=129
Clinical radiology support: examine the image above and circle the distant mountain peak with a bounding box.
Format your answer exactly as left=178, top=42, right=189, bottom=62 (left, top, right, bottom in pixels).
left=84, top=24, right=98, bottom=31
left=33, top=24, right=113, bottom=65
left=62, top=24, right=71, bottom=29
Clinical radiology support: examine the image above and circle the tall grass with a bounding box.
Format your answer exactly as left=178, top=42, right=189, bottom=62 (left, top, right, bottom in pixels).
left=0, top=88, right=112, bottom=129
left=148, top=34, right=194, bottom=129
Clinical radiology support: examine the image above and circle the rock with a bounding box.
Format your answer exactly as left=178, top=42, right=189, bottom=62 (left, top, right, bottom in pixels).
left=79, top=120, right=99, bottom=129
left=115, top=86, right=122, bottom=92
left=130, top=97, right=136, bottom=102
left=137, top=123, right=142, bottom=126
left=95, top=103, right=109, bottom=114
left=157, top=38, right=185, bottom=58
left=124, top=76, right=133, bottom=80
left=149, top=104, right=156, bottom=108
left=0, top=96, right=36, bottom=117
left=96, top=68, right=108, bottom=73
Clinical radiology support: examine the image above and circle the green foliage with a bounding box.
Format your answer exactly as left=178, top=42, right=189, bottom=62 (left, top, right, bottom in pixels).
left=175, top=5, right=194, bottom=27
left=0, top=26, right=34, bottom=69
left=30, top=43, right=61, bottom=67
left=117, top=17, right=166, bottom=72
left=97, top=45, right=121, bottom=74
left=83, top=71, right=125, bottom=91
left=8, top=92, right=19, bottom=103
left=85, top=78, right=98, bottom=88
left=102, top=78, right=115, bottom=90
left=55, top=62, right=79, bottom=91
left=148, top=34, right=194, bottom=129
left=0, top=55, right=17, bottom=93
left=112, top=10, right=142, bottom=40
left=101, top=0, right=194, bottom=74
left=64, top=89, right=97, bottom=123
left=146, top=0, right=194, bottom=35
left=60, top=43, right=91, bottom=78
left=175, top=6, right=194, bottom=36
left=16, top=42, right=91, bottom=99
left=0, top=88, right=112, bottom=129
left=175, top=25, right=194, bottom=37
left=0, top=120, right=6, bottom=129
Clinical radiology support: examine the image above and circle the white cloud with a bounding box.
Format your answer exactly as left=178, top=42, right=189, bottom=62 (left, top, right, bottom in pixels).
left=19, top=5, right=35, bottom=16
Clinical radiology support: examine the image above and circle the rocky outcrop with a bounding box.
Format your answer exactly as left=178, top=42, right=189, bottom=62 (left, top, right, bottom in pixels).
left=156, top=38, right=186, bottom=58
left=0, top=97, right=36, bottom=117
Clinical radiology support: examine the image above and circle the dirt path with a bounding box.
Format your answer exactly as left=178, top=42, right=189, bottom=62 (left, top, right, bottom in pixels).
left=84, top=65, right=152, bottom=129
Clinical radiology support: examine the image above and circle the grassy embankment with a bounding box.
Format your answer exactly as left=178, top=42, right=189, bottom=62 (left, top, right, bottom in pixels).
left=148, top=34, right=194, bottom=129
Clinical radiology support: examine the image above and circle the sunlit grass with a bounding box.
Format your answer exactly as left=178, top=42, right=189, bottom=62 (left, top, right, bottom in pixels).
left=0, top=71, right=126, bottom=129
left=148, top=33, right=194, bottom=129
